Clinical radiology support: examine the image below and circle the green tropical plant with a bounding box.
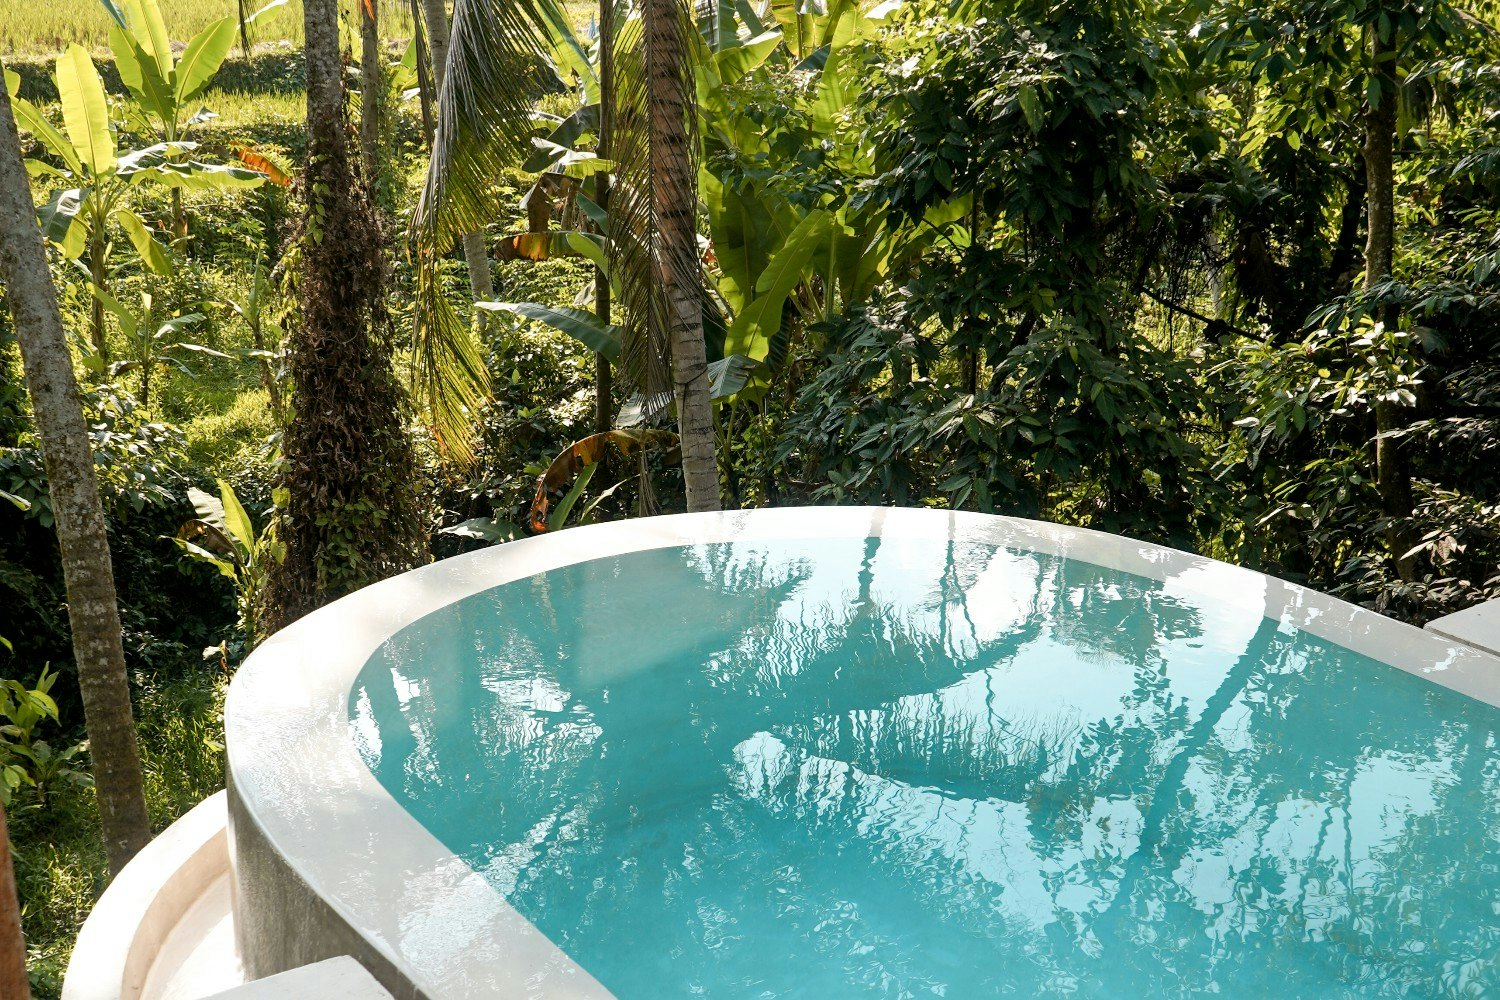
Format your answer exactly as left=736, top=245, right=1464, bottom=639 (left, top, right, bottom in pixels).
left=0, top=667, right=92, bottom=810
left=86, top=288, right=224, bottom=408
left=4, top=55, right=264, bottom=361
left=172, top=480, right=284, bottom=641
left=99, top=0, right=282, bottom=236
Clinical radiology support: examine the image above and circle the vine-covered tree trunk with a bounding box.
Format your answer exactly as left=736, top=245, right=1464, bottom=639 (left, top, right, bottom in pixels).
left=1364, top=24, right=1416, bottom=581
left=0, top=804, right=29, bottom=1000
left=261, top=0, right=427, bottom=634
left=360, top=0, right=382, bottom=184
left=0, top=86, right=151, bottom=876
left=419, top=0, right=495, bottom=317
left=645, top=0, right=719, bottom=512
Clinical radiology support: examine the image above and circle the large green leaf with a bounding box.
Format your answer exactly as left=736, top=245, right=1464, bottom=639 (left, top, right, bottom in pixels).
left=216, top=479, right=256, bottom=553
left=708, top=354, right=763, bottom=400
left=478, top=302, right=622, bottom=361
left=56, top=46, right=115, bottom=176
left=539, top=1, right=598, bottom=103
left=37, top=187, right=90, bottom=247
left=547, top=461, right=597, bottom=531
left=175, top=18, right=236, bottom=105
left=715, top=30, right=783, bottom=87
left=3, top=68, right=17, bottom=98
left=147, top=160, right=269, bottom=190
left=122, top=0, right=174, bottom=81
left=97, top=0, right=129, bottom=28
left=725, top=209, right=832, bottom=360
left=243, top=0, right=290, bottom=28
left=113, top=208, right=174, bottom=276
left=109, top=25, right=174, bottom=125
left=11, top=95, right=83, bottom=174
left=88, top=286, right=140, bottom=339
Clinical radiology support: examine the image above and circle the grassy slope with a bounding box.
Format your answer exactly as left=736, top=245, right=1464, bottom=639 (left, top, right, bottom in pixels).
left=0, top=0, right=303, bottom=56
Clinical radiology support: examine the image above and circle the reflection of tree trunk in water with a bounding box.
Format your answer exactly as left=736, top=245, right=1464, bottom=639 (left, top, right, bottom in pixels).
left=1093, top=609, right=1282, bottom=945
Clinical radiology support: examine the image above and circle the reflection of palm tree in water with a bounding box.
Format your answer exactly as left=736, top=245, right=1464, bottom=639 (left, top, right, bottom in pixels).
left=351, top=532, right=1500, bottom=997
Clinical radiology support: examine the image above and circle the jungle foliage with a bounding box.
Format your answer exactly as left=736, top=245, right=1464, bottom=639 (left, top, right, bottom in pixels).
left=3, top=0, right=1500, bottom=991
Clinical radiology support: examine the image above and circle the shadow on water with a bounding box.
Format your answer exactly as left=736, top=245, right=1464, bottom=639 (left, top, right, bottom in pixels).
left=351, top=534, right=1500, bottom=999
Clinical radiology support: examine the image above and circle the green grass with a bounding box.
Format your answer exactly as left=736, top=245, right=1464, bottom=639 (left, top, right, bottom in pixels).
left=0, top=0, right=303, bottom=57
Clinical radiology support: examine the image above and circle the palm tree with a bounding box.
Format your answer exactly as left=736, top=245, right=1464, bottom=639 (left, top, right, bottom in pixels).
left=641, top=0, right=718, bottom=510
left=261, top=0, right=427, bottom=632
left=0, top=84, right=152, bottom=875
left=412, top=0, right=720, bottom=508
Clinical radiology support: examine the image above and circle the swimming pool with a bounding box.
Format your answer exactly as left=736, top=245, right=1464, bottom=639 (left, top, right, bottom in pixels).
left=225, top=508, right=1500, bottom=999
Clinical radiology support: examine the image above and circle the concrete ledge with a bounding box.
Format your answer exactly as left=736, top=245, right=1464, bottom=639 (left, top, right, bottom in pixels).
left=63, top=789, right=244, bottom=1000
left=1426, top=599, right=1500, bottom=658
left=203, top=957, right=392, bottom=999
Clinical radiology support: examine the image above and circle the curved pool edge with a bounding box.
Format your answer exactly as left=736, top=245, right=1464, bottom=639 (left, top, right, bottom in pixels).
left=223, top=507, right=1500, bottom=998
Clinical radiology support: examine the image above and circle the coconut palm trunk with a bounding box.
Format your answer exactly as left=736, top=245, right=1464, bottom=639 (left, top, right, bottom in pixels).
left=0, top=85, right=152, bottom=876
left=419, top=0, right=496, bottom=316
left=645, top=0, right=719, bottom=511
left=261, top=0, right=426, bottom=633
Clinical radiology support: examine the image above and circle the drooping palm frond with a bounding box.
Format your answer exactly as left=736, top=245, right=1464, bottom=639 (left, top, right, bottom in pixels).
left=408, top=0, right=560, bottom=463
left=412, top=0, right=558, bottom=251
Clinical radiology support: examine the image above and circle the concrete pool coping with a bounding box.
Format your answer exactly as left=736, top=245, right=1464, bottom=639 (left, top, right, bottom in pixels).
left=223, top=507, right=1500, bottom=999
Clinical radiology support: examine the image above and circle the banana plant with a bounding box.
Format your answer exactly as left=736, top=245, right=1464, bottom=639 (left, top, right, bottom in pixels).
left=86, top=287, right=227, bottom=409
left=172, top=480, right=284, bottom=640
left=100, top=0, right=286, bottom=236
left=5, top=55, right=265, bottom=362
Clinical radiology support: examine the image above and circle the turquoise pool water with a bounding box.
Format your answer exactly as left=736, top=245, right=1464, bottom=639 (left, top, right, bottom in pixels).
left=349, top=535, right=1500, bottom=999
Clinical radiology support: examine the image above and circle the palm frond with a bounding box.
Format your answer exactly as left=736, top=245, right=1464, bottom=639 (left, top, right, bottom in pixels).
left=412, top=0, right=559, bottom=251
left=408, top=0, right=562, bottom=462
left=412, top=255, right=490, bottom=465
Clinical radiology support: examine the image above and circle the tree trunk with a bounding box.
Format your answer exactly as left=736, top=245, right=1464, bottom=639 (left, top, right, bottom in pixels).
left=1364, top=26, right=1417, bottom=581
left=407, top=0, right=437, bottom=144
left=0, top=804, right=27, bottom=1000
left=595, top=0, right=615, bottom=435
left=359, top=0, right=382, bottom=185
left=419, top=0, right=495, bottom=320
left=88, top=230, right=108, bottom=362
left=0, top=86, right=152, bottom=876
left=261, top=0, right=427, bottom=633
left=645, top=0, right=719, bottom=511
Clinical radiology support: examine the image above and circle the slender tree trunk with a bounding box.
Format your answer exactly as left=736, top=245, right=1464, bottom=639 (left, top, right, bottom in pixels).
left=262, top=0, right=427, bottom=633
left=595, top=0, right=615, bottom=434
left=0, top=804, right=27, bottom=1000
left=1364, top=25, right=1416, bottom=581
left=360, top=0, right=382, bottom=185
left=88, top=231, right=107, bottom=362
left=0, top=87, right=152, bottom=876
left=645, top=0, right=719, bottom=511
left=419, top=0, right=495, bottom=318
left=407, top=0, right=437, bottom=143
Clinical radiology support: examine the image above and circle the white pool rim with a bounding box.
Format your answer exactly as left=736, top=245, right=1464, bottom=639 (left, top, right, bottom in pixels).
left=223, top=507, right=1500, bottom=999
